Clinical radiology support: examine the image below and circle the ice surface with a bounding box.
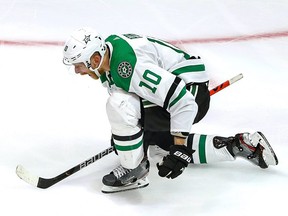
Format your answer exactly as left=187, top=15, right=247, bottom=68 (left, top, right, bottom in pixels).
left=1, top=1, right=288, bottom=216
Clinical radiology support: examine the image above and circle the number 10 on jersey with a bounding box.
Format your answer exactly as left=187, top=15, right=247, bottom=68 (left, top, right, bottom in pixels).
left=139, top=70, right=162, bottom=94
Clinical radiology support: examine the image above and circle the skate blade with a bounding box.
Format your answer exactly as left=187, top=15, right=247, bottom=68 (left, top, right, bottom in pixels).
left=101, top=177, right=149, bottom=194
left=256, top=132, right=278, bottom=166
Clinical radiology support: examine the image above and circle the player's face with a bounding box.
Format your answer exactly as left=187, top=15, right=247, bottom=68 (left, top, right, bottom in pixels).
left=73, top=62, right=89, bottom=74
left=73, top=63, right=98, bottom=79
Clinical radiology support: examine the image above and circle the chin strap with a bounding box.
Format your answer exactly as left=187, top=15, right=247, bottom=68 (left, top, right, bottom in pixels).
left=89, top=50, right=106, bottom=78
left=90, top=67, right=102, bottom=78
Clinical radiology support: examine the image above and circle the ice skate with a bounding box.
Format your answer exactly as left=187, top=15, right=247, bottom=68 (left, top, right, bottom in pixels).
left=101, top=158, right=150, bottom=193
left=214, top=132, right=278, bottom=168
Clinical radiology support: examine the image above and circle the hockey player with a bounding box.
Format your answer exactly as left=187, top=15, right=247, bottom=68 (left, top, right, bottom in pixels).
left=62, top=27, right=278, bottom=193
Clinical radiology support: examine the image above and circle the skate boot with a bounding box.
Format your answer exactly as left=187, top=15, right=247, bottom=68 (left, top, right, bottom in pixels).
left=101, top=158, right=150, bottom=193
left=214, top=132, right=278, bottom=168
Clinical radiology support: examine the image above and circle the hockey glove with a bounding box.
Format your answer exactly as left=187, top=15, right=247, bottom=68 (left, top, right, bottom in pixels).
left=157, top=145, right=194, bottom=179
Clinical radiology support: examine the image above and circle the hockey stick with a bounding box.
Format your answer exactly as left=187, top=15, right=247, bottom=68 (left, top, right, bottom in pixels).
left=209, top=73, right=243, bottom=96
left=16, top=73, right=243, bottom=189
left=16, top=146, right=115, bottom=189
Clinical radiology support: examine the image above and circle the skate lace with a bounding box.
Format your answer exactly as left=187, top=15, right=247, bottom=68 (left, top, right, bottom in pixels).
left=238, top=133, right=262, bottom=160
left=237, top=134, right=256, bottom=152
left=112, top=165, right=131, bottom=179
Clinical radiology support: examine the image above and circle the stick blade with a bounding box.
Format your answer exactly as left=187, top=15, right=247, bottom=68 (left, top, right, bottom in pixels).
left=229, top=73, right=243, bottom=84
left=16, top=165, right=39, bottom=187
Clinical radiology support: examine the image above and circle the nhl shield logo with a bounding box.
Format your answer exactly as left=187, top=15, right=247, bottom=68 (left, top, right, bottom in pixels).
left=117, top=62, right=133, bottom=78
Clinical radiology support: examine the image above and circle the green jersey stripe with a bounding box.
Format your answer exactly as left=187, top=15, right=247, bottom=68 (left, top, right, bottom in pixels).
left=168, top=86, right=187, bottom=109
left=172, top=64, right=205, bottom=76
left=114, top=140, right=143, bottom=151
left=199, top=135, right=207, bottom=163
left=100, top=73, right=108, bottom=83
left=142, top=100, right=153, bottom=106
left=190, top=85, right=199, bottom=96
left=147, top=37, right=191, bottom=60
left=142, top=100, right=158, bottom=108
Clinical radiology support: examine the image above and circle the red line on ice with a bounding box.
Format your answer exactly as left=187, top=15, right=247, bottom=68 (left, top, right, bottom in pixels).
left=1, top=30, right=288, bottom=47
left=169, top=30, right=288, bottom=44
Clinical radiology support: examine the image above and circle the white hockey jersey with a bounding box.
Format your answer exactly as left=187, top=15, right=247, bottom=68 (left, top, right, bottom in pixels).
left=100, top=34, right=209, bottom=134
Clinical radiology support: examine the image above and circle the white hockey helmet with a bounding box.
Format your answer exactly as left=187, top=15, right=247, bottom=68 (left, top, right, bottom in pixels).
left=63, top=27, right=106, bottom=71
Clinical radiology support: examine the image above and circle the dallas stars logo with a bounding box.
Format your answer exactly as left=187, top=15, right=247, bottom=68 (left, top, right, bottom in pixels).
left=117, top=62, right=133, bottom=78
left=83, top=35, right=91, bottom=44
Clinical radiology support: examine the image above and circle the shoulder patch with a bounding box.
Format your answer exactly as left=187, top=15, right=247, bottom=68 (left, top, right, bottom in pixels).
left=117, top=61, right=133, bottom=78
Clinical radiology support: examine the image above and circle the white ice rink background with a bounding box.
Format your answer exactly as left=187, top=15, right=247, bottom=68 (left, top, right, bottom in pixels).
left=1, top=0, right=288, bottom=215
